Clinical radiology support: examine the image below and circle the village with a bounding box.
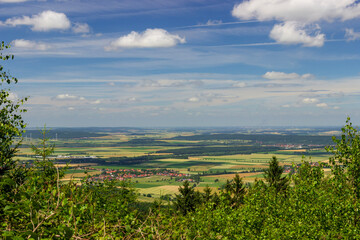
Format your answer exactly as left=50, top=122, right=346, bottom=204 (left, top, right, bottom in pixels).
left=85, top=167, right=191, bottom=182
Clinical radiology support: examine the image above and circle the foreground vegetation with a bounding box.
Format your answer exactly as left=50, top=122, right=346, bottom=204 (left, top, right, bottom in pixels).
left=2, top=42, right=360, bottom=239
left=2, top=121, right=360, bottom=239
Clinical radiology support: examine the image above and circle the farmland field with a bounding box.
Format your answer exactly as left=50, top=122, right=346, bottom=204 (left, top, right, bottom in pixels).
left=17, top=127, right=335, bottom=200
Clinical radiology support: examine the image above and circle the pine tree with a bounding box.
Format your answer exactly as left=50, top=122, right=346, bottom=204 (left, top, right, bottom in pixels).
left=174, top=181, right=201, bottom=215
left=222, top=174, right=246, bottom=208
left=264, top=156, right=289, bottom=193
left=232, top=174, right=246, bottom=206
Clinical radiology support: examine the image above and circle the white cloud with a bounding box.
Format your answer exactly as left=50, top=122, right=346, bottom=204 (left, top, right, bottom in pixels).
left=302, top=98, right=319, bottom=104
left=281, top=104, right=291, bottom=108
left=187, top=97, right=200, bottom=102
left=232, top=0, right=360, bottom=23
left=345, top=28, right=360, bottom=41
left=105, top=28, right=186, bottom=50
left=138, top=79, right=202, bottom=88
left=263, top=71, right=314, bottom=80
left=232, top=0, right=360, bottom=47
left=263, top=71, right=299, bottom=80
left=205, top=19, right=223, bottom=26
left=3, top=10, right=71, bottom=31
left=302, top=98, right=332, bottom=109
left=91, top=100, right=101, bottom=104
left=12, top=39, right=51, bottom=51
left=55, top=94, right=85, bottom=100
left=269, top=22, right=325, bottom=47
left=301, top=73, right=315, bottom=79
left=68, top=107, right=75, bottom=111
left=233, top=82, right=247, bottom=88
left=8, top=92, right=18, bottom=101
left=72, top=22, right=90, bottom=34
left=316, top=103, right=328, bottom=108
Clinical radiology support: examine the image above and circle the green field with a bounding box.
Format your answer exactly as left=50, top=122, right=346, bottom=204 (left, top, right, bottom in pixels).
left=18, top=128, right=333, bottom=200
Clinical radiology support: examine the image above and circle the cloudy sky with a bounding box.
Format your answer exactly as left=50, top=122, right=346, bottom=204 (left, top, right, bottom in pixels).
left=1, top=0, right=360, bottom=127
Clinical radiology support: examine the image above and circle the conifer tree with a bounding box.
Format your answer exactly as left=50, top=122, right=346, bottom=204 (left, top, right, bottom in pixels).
left=222, top=174, right=246, bottom=208
left=264, top=156, right=289, bottom=193
left=232, top=174, right=246, bottom=205
left=174, top=180, right=201, bottom=215
left=202, top=185, right=212, bottom=202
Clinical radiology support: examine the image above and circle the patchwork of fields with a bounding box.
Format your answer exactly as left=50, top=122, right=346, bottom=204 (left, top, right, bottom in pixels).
left=17, top=127, right=334, bottom=200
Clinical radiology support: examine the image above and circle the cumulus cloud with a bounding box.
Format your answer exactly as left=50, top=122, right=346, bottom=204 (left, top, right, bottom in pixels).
left=12, top=39, right=51, bottom=51
left=1, top=10, right=89, bottom=34
left=316, top=103, right=328, bottom=108
left=105, top=28, right=186, bottom=50
left=232, top=0, right=360, bottom=23
left=302, top=98, right=319, bottom=104
left=302, top=98, right=329, bottom=108
left=187, top=97, right=200, bottom=102
left=263, top=71, right=314, bottom=80
left=345, top=28, right=360, bottom=41
left=232, top=0, right=360, bottom=47
left=55, top=94, right=85, bottom=101
left=2, top=10, right=71, bottom=31
left=269, top=22, right=325, bottom=47
left=301, top=73, right=315, bottom=79
left=72, top=22, right=90, bottom=34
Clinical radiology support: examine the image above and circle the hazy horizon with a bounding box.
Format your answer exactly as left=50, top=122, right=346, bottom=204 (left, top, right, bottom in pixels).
left=1, top=0, right=360, bottom=127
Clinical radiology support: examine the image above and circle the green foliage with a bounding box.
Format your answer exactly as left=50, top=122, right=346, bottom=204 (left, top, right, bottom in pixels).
left=222, top=174, right=246, bottom=208
left=174, top=180, right=201, bottom=215
left=30, top=126, right=61, bottom=185
left=31, top=125, right=55, bottom=161
left=264, top=156, right=289, bottom=193
left=1, top=128, right=138, bottom=239
left=1, top=172, right=138, bottom=239
left=326, top=117, right=360, bottom=198
left=0, top=42, right=27, bottom=176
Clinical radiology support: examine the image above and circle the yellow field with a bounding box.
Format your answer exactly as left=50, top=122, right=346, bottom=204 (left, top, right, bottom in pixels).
left=138, top=185, right=180, bottom=197
left=63, top=170, right=102, bottom=180
left=195, top=186, right=219, bottom=193
left=55, top=163, right=98, bottom=167
left=206, top=172, right=263, bottom=179
left=278, top=149, right=307, bottom=152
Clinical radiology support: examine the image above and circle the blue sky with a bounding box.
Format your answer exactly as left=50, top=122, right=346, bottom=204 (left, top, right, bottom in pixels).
left=1, top=0, right=360, bottom=127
